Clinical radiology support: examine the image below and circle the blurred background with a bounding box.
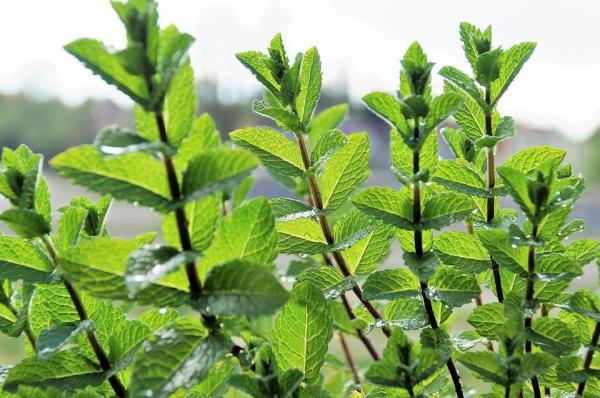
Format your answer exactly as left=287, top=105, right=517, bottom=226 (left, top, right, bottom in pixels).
left=1, top=0, right=599, bottom=387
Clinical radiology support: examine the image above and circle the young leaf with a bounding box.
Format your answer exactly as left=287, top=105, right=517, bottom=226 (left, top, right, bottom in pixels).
left=252, top=100, right=303, bottom=132
left=50, top=146, right=172, bottom=210
left=362, top=92, right=409, bottom=134
left=129, top=317, right=230, bottom=398
left=424, top=92, right=464, bottom=131
left=271, top=281, right=333, bottom=381
left=0, top=208, right=51, bottom=238
left=318, top=132, right=370, bottom=210
left=308, top=103, right=348, bottom=145
left=173, top=113, right=221, bottom=170
left=502, top=146, right=565, bottom=174
left=490, top=42, right=536, bottom=106
left=438, top=66, right=486, bottom=109
left=195, top=261, right=289, bottom=317
left=295, top=47, right=322, bottom=125
left=64, top=39, right=150, bottom=106
left=236, top=51, right=281, bottom=97
left=230, top=127, right=305, bottom=177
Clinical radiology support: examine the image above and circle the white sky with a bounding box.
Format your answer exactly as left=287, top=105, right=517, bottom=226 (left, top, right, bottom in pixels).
left=1, top=0, right=599, bottom=141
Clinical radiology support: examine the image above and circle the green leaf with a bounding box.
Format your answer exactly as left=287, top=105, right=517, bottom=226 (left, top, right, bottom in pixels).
left=438, top=66, right=486, bottom=109
left=173, top=113, right=221, bottom=171
left=319, top=132, right=370, bottom=210
left=362, top=92, right=409, bottom=134
left=129, top=317, right=230, bottom=398
left=424, top=92, right=463, bottom=131
left=276, top=218, right=328, bottom=255
left=308, top=104, right=348, bottom=146
left=563, top=290, right=600, bottom=321
left=310, top=129, right=348, bottom=170
left=230, top=127, right=305, bottom=177
left=0, top=209, right=51, bottom=239
left=95, top=126, right=174, bottom=156
left=271, top=281, right=333, bottom=381
left=456, top=351, right=507, bottom=385
left=295, top=47, right=322, bottom=125
left=529, top=317, right=579, bottom=356
left=535, top=253, right=581, bottom=282
left=432, top=231, right=491, bottom=273
left=431, top=159, right=488, bottom=196
left=181, top=148, right=258, bottom=207
left=453, top=94, right=487, bottom=139
left=3, top=350, right=104, bottom=393
left=478, top=229, right=528, bottom=276
left=252, top=100, right=302, bottom=132
left=162, top=193, right=222, bottom=252
left=200, top=197, right=278, bottom=278
left=50, top=145, right=171, bottom=210
left=64, top=39, right=150, bottom=106
left=366, top=328, right=445, bottom=388
left=392, top=129, right=438, bottom=184
left=36, top=320, right=94, bottom=360
left=138, top=308, right=179, bottom=333
left=0, top=236, right=53, bottom=283
left=474, top=48, right=502, bottom=85
left=503, top=146, right=565, bottom=174
left=490, top=42, right=536, bottom=106
left=421, top=191, right=475, bottom=229
left=125, top=245, right=199, bottom=298
left=195, top=261, right=288, bottom=317
left=496, top=166, right=535, bottom=218
left=59, top=236, right=189, bottom=306
left=383, top=298, right=429, bottom=330
left=427, top=266, right=480, bottom=307
left=353, top=187, right=414, bottom=230
left=236, top=51, right=281, bottom=97
left=466, top=303, right=504, bottom=338
left=271, top=197, right=319, bottom=221
left=295, top=266, right=354, bottom=300
left=564, top=239, right=599, bottom=268
left=161, top=64, right=196, bottom=146
left=363, top=269, right=420, bottom=300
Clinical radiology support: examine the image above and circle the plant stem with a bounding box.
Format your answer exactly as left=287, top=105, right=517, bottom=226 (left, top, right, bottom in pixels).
left=41, top=236, right=126, bottom=398
left=338, top=332, right=361, bottom=384
left=540, top=305, right=551, bottom=396
left=505, top=384, right=511, bottom=398
left=296, top=132, right=391, bottom=338
left=525, top=226, right=542, bottom=398
left=484, top=88, right=504, bottom=303
left=6, top=302, right=36, bottom=349
left=154, top=113, right=202, bottom=297
left=576, top=321, right=600, bottom=396
left=412, top=118, right=463, bottom=397
left=322, top=253, right=381, bottom=360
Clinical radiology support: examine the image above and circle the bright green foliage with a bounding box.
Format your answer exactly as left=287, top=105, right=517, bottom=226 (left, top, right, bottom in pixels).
left=0, top=8, right=597, bottom=398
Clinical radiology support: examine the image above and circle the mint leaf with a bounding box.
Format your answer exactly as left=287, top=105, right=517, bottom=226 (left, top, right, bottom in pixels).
left=129, top=317, right=230, bottom=398
left=36, top=320, right=94, bottom=360
left=181, top=148, right=257, bottom=207
left=236, top=51, right=281, bottom=98
left=230, top=127, right=305, bottom=177
left=310, top=129, right=348, bottom=171
left=363, top=92, right=409, bottom=134
left=0, top=236, right=53, bottom=283
left=195, top=260, right=288, bottom=317
left=95, top=126, right=174, bottom=156
left=427, top=266, right=481, bottom=307
left=318, top=132, right=370, bottom=210
left=391, top=129, right=438, bottom=183
left=529, top=317, right=579, bottom=356
left=467, top=303, right=504, bottom=338
left=271, top=198, right=318, bottom=221
left=490, top=42, right=536, bottom=106
left=308, top=104, right=348, bottom=146
left=456, top=351, right=507, bottom=385
left=276, top=218, right=328, bottom=255
left=295, top=266, right=354, bottom=300
left=421, top=191, right=475, bottom=229
left=363, top=269, right=420, bottom=300
left=0, top=208, right=51, bottom=239
left=425, top=92, right=464, bottom=131
left=433, top=231, right=491, bottom=273
left=353, top=187, right=414, bottom=230
left=50, top=146, right=171, bottom=210
left=173, top=113, right=221, bottom=171
left=272, top=281, right=333, bottom=381
left=503, top=146, right=565, bottom=174
left=252, top=100, right=303, bottom=132
left=438, top=66, right=486, bottom=109
left=432, top=159, right=488, bottom=196
left=478, top=229, right=528, bottom=276
left=295, top=47, right=322, bottom=126
left=200, top=197, right=278, bottom=278
left=64, top=39, right=150, bottom=106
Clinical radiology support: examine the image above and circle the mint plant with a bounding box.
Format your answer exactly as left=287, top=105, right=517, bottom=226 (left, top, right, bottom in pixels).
left=0, top=3, right=599, bottom=397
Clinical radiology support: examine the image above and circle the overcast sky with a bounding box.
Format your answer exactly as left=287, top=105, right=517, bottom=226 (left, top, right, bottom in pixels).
left=1, top=0, right=599, bottom=141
